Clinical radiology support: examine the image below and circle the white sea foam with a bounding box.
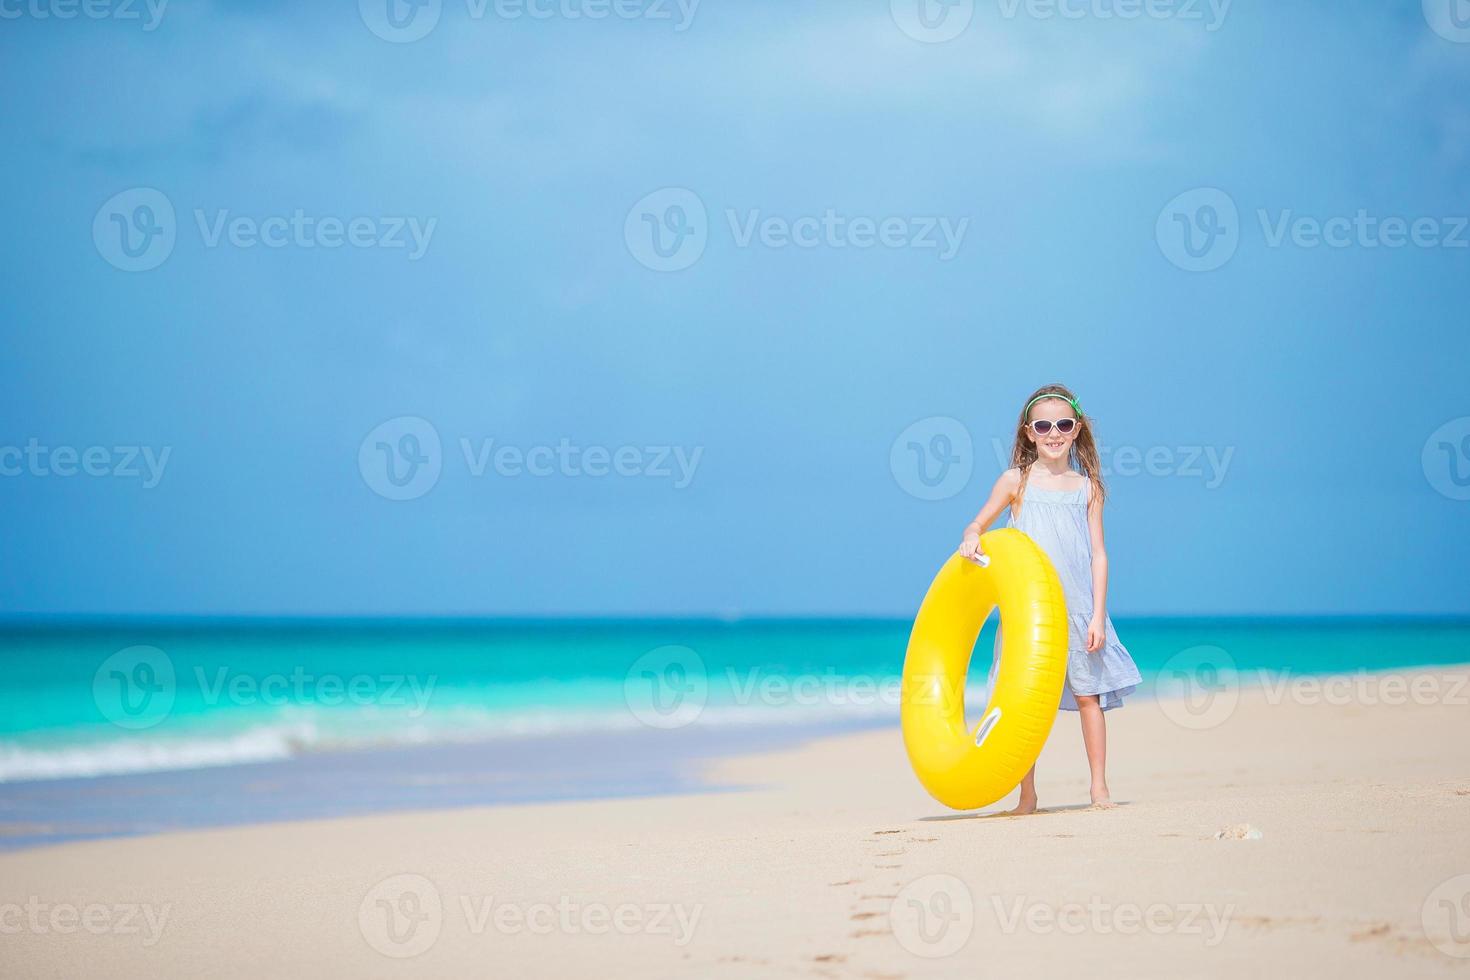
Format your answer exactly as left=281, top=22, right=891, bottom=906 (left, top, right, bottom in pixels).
left=0, top=722, right=313, bottom=781
left=0, top=679, right=994, bottom=783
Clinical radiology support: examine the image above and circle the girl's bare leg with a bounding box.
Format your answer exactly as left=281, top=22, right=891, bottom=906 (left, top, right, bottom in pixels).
left=1005, top=765, right=1038, bottom=815
left=1076, top=694, right=1114, bottom=808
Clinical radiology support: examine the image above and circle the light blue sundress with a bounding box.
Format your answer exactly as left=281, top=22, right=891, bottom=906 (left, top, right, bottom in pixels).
left=987, top=479, right=1141, bottom=711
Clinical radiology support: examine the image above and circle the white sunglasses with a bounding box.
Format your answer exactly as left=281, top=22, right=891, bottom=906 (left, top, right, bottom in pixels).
left=1028, top=418, right=1080, bottom=436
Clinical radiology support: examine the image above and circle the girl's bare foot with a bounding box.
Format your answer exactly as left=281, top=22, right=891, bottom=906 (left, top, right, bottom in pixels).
left=1004, top=793, right=1039, bottom=816
left=1089, top=786, right=1115, bottom=810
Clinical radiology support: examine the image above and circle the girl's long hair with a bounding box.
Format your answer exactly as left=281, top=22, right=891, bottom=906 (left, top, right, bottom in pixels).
left=1010, top=383, right=1106, bottom=520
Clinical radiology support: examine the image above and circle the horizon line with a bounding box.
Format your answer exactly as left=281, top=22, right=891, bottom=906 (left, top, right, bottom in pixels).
left=2, top=612, right=1468, bottom=629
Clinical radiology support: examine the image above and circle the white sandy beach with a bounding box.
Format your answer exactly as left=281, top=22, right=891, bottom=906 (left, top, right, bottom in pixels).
left=2, top=667, right=1468, bottom=978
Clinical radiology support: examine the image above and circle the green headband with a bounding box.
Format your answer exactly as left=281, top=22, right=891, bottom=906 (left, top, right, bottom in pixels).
left=1025, top=392, right=1083, bottom=417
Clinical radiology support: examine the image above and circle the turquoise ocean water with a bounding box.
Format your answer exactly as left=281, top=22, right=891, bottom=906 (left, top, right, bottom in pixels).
left=0, top=618, right=1466, bottom=849
left=3, top=617, right=1468, bottom=783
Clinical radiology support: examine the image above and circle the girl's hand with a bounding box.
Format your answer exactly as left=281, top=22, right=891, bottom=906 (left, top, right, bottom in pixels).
left=1086, top=617, right=1106, bottom=653
left=958, top=532, right=984, bottom=564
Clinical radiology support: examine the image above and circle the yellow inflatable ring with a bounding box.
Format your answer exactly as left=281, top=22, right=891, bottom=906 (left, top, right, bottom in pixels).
left=900, top=528, right=1070, bottom=810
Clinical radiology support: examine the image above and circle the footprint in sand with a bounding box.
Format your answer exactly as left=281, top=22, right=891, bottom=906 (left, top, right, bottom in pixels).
left=828, top=879, right=861, bottom=887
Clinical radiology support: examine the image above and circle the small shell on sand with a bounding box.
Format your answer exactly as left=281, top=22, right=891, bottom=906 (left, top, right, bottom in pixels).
left=1214, top=823, right=1264, bottom=840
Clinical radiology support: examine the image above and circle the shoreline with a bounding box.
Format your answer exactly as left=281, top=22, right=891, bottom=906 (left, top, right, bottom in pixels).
left=3, top=660, right=1469, bottom=852
left=1, top=666, right=1467, bottom=976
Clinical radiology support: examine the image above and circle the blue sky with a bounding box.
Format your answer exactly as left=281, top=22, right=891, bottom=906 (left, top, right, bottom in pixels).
left=2, top=0, right=1467, bottom=617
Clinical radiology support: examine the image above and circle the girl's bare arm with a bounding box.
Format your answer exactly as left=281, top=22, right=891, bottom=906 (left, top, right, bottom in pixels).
left=1085, top=491, right=1109, bottom=649
left=958, top=468, right=1021, bottom=560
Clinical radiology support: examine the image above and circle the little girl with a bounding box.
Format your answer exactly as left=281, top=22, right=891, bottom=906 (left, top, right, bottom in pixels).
left=957, top=383, right=1141, bottom=812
